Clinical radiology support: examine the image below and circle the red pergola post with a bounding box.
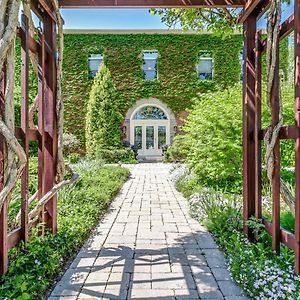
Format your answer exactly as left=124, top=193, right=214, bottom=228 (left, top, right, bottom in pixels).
left=42, top=14, right=58, bottom=234
left=254, top=31, right=262, bottom=221
left=294, top=0, right=300, bottom=274
left=37, top=30, right=46, bottom=230
left=243, top=12, right=257, bottom=238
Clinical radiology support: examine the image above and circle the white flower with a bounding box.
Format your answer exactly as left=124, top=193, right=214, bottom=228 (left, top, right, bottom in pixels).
left=34, top=259, right=41, bottom=266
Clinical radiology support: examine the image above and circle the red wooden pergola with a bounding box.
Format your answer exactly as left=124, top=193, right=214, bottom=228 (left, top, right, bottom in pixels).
left=1, top=0, right=300, bottom=275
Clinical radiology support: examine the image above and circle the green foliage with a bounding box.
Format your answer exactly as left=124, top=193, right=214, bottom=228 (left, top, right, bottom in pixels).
left=62, top=33, right=244, bottom=147
left=85, top=64, right=122, bottom=155
left=175, top=175, right=201, bottom=198
left=168, top=82, right=295, bottom=193
left=150, top=9, right=241, bottom=36
left=8, top=157, right=39, bottom=228
left=14, top=41, right=38, bottom=128
left=280, top=211, right=295, bottom=233
left=164, top=135, right=189, bottom=162
left=13, top=34, right=289, bottom=152
left=184, top=184, right=300, bottom=299
left=95, top=148, right=137, bottom=163
left=65, top=152, right=82, bottom=164
left=174, top=85, right=243, bottom=192
left=0, top=159, right=129, bottom=299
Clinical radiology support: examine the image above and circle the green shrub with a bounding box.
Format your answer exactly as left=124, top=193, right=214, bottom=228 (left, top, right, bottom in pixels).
left=0, top=159, right=129, bottom=299
left=184, top=183, right=300, bottom=299
left=164, top=135, right=190, bottom=162
left=174, top=85, right=243, bottom=191
left=95, top=148, right=137, bottom=163
left=85, top=64, right=122, bottom=155
left=65, top=152, right=81, bottom=164
left=168, top=83, right=295, bottom=193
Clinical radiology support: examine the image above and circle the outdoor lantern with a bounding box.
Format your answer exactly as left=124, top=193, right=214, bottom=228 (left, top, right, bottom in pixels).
left=122, top=125, right=127, bottom=137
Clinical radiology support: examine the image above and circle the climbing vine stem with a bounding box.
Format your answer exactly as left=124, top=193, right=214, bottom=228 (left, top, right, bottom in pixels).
left=264, top=0, right=295, bottom=215
left=0, top=0, right=77, bottom=226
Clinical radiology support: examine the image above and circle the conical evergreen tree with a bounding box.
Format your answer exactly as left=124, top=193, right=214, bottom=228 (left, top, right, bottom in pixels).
left=85, top=64, right=122, bottom=156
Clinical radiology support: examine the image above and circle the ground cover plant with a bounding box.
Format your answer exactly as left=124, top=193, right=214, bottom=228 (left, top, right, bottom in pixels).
left=167, top=79, right=299, bottom=299
left=170, top=166, right=300, bottom=299
left=0, top=158, right=129, bottom=299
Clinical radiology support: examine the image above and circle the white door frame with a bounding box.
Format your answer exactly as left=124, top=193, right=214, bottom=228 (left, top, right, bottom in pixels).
left=130, top=119, right=170, bottom=156
left=129, top=103, right=171, bottom=157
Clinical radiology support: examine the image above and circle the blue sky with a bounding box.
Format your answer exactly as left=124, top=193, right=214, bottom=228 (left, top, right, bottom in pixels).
left=58, top=3, right=293, bottom=30
left=61, top=9, right=168, bottom=29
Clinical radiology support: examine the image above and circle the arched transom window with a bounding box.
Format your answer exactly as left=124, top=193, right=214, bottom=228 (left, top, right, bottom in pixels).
left=133, top=106, right=168, bottom=120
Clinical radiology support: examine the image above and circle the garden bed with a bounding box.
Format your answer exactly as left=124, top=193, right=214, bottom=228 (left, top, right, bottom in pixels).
left=0, top=158, right=129, bottom=299
left=171, top=166, right=300, bottom=299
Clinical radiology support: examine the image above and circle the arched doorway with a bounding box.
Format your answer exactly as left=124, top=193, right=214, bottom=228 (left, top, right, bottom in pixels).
left=124, top=98, right=177, bottom=160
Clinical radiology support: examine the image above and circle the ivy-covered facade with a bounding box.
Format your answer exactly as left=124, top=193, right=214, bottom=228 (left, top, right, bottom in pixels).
left=60, top=30, right=288, bottom=155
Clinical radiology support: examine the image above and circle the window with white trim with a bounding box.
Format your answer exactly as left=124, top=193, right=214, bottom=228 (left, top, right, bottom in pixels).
left=197, top=54, right=213, bottom=80
left=88, top=54, right=103, bottom=77
left=143, top=51, right=158, bottom=80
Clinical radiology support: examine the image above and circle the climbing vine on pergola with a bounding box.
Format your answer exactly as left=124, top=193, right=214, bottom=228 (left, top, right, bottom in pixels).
left=1, top=0, right=300, bottom=276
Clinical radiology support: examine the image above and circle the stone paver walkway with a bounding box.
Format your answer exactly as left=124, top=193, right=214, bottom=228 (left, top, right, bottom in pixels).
left=49, top=163, right=248, bottom=300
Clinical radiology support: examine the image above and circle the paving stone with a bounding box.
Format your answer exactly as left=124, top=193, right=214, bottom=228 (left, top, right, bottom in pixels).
left=218, top=280, right=245, bottom=296
left=48, top=297, right=77, bottom=300
left=50, top=163, right=248, bottom=300
left=171, top=263, right=192, bottom=273
left=211, top=267, right=232, bottom=281
left=111, top=264, right=134, bottom=273
left=50, top=270, right=89, bottom=297
left=130, top=273, right=152, bottom=289
left=129, top=288, right=176, bottom=299
left=194, top=272, right=223, bottom=299
left=203, top=250, right=227, bottom=268
left=173, top=288, right=201, bottom=300
left=152, top=272, right=196, bottom=290
left=102, top=288, right=128, bottom=299
left=69, top=257, right=96, bottom=270
left=85, top=270, right=110, bottom=283
left=225, top=297, right=250, bottom=300
left=151, top=261, right=171, bottom=273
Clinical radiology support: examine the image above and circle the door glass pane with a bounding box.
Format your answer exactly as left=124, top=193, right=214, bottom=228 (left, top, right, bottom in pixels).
left=197, top=58, right=213, bottom=80
left=158, top=126, right=167, bottom=149
left=133, top=106, right=168, bottom=120
left=134, top=126, right=142, bottom=149
left=146, top=126, right=154, bottom=149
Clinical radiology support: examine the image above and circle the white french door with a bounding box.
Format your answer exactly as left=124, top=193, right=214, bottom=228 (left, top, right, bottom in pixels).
left=131, top=120, right=170, bottom=157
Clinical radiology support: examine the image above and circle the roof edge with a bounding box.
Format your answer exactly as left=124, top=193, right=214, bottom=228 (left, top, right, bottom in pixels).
left=63, top=29, right=243, bottom=35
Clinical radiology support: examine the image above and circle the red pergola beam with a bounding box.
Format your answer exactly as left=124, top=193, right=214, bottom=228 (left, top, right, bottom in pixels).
left=263, top=219, right=295, bottom=250
left=59, top=0, right=246, bottom=8
left=238, top=0, right=270, bottom=23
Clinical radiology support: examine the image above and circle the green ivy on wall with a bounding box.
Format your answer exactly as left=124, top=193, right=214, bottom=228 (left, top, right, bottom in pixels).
left=13, top=34, right=289, bottom=151
left=62, top=33, right=244, bottom=148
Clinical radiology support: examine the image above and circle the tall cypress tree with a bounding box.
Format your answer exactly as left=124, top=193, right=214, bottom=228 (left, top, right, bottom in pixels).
left=85, top=64, right=122, bottom=155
